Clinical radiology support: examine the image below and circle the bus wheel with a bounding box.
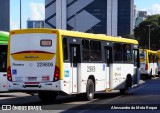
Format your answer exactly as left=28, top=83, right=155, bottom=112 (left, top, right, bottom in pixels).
left=148, top=75, right=151, bottom=79
left=148, top=70, right=152, bottom=79
left=38, top=91, right=57, bottom=103
left=85, top=79, right=94, bottom=101
left=120, top=74, right=132, bottom=95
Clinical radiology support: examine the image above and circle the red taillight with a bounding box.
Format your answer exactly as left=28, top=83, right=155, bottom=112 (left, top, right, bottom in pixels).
left=53, top=66, right=60, bottom=81
left=7, top=66, right=12, bottom=81
left=145, top=64, right=148, bottom=70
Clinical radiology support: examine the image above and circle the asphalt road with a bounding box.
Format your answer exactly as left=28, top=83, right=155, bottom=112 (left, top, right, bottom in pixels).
left=0, top=78, right=160, bottom=113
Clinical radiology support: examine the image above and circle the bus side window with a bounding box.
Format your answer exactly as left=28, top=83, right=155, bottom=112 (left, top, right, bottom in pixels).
left=113, top=43, right=123, bottom=62
left=82, top=39, right=90, bottom=61
left=63, top=37, right=69, bottom=61
left=123, top=44, right=132, bottom=62
left=154, top=54, right=158, bottom=64
left=149, top=54, right=151, bottom=63
left=90, top=40, right=102, bottom=61
left=157, top=56, right=159, bottom=65
left=133, top=49, right=140, bottom=67
left=150, top=54, right=153, bottom=63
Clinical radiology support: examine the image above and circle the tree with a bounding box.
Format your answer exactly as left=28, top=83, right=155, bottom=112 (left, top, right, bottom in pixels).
left=134, top=14, right=160, bottom=50
left=124, top=34, right=135, bottom=39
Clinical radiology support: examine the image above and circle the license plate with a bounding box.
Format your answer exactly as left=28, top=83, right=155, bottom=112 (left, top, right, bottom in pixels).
left=28, top=77, right=37, bottom=81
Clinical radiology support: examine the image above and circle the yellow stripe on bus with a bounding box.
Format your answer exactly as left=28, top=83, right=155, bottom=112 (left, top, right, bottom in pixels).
left=11, top=53, right=55, bottom=61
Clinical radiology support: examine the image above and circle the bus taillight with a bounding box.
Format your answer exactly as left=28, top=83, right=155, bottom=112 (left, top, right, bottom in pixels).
left=7, top=66, right=12, bottom=81
left=53, top=66, right=59, bottom=81
left=145, top=64, right=148, bottom=70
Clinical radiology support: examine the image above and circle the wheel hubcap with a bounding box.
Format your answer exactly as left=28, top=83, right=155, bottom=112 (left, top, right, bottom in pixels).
left=89, top=84, right=93, bottom=97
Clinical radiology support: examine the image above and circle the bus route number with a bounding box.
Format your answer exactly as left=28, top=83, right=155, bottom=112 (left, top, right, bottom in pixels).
left=87, top=66, right=95, bottom=72
left=37, top=62, right=53, bottom=67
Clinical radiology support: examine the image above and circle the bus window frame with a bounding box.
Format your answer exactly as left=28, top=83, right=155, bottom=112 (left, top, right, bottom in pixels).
left=113, top=43, right=134, bottom=64
left=63, top=37, right=69, bottom=62
left=113, top=43, right=123, bottom=62
left=133, top=49, right=140, bottom=68
left=63, top=36, right=82, bottom=63
left=81, top=39, right=103, bottom=63
left=90, top=40, right=102, bottom=62
left=123, top=44, right=132, bottom=63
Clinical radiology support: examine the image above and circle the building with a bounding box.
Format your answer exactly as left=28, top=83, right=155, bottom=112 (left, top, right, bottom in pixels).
left=135, top=11, right=147, bottom=27
left=137, top=11, right=147, bottom=18
left=27, top=19, right=44, bottom=28
left=45, top=0, right=134, bottom=36
left=133, top=5, right=137, bottom=28
left=0, top=0, right=10, bottom=31
left=135, top=17, right=146, bottom=27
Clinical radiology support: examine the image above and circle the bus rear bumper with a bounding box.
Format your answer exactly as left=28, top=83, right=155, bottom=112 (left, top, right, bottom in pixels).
left=7, top=81, right=61, bottom=91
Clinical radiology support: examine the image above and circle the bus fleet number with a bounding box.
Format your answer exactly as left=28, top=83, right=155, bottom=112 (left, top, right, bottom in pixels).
left=87, top=66, right=96, bottom=72
left=37, top=62, right=53, bottom=67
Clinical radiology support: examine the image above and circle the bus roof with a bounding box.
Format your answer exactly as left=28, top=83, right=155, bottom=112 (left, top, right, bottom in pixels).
left=140, top=49, right=157, bottom=54
left=10, top=28, right=138, bottom=45
left=0, top=31, right=9, bottom=42
left=59, top=30, right=138, bottom=45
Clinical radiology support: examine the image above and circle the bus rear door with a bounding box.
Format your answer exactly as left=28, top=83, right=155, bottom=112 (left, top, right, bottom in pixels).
left=69, top=39, right=81, bottom=93
left=104, top=44, right=112, bottom=89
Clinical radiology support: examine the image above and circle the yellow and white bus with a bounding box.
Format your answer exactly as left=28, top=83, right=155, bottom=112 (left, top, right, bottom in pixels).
left=7, top=29, right=140, bottom=102
left=0, top=31, right=9, bottom=92
left=139, top=49, right=158, bottom=79
left=156, top=50, right=160, bottom=75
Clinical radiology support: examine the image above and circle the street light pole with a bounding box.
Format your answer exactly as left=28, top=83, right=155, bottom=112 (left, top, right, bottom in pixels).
left=147, top=25, right=151, bottom=50
left=20, top=0, right=21, bottom=29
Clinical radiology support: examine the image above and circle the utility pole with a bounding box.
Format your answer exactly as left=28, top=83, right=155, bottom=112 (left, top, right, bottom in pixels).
left=20, top=0, right=21, bottom=29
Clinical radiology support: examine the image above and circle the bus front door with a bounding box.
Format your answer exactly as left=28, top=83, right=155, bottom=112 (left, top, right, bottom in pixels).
left=70, top=44, right=80, bottom=93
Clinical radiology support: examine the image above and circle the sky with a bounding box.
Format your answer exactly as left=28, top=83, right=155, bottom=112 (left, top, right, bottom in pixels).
left=10, top=0, right=44, bottom=30
left=134, top=0, right=160, bottom=15
left=10, top=0, right=160, bottom=30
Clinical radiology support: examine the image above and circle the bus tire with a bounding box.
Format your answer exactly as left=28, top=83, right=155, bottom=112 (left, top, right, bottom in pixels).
left=126, top=74, right=132, bottom=88
left=38, top=91, right=57, bottom=103
left=148, top=75, right=151, bottom=79
left=148, top=70, right=152, bottom=79
left=85, top=79, right=94, bottom=101
left=120, top=74, right=132, bottom=95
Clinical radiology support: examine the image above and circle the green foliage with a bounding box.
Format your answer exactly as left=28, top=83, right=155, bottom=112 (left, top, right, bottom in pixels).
left=134, top=14, right=160, bottom=50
